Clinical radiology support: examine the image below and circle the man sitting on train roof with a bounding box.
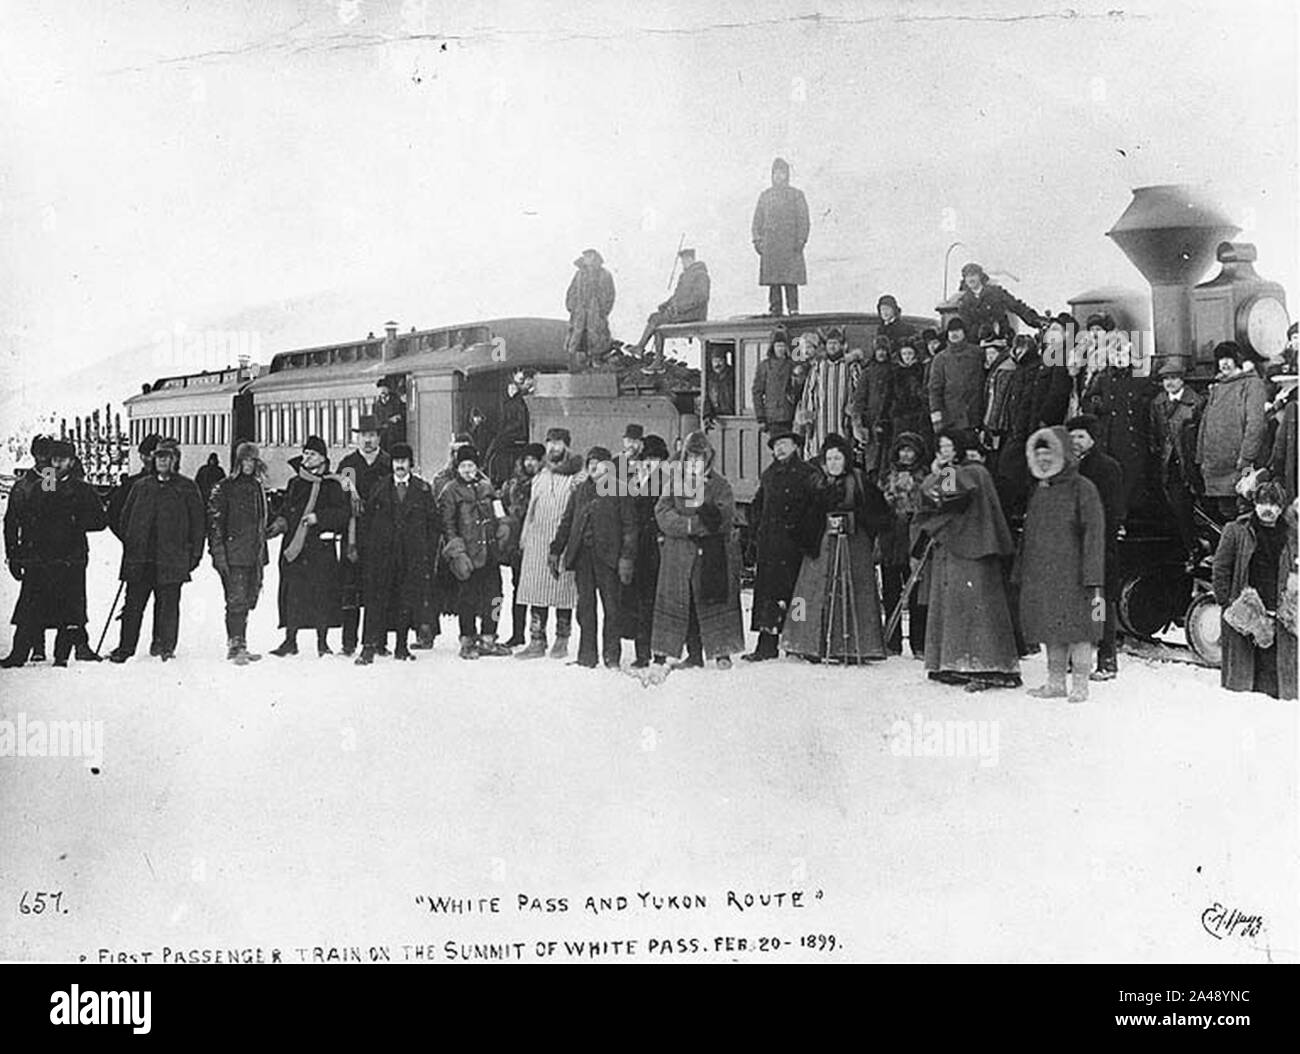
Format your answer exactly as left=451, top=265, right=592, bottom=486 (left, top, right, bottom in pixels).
left=955, top=262, right=1046, bottom=340
left=632, top=247, right=711, bottom=373
left=372, top=378, right=406, bottom=452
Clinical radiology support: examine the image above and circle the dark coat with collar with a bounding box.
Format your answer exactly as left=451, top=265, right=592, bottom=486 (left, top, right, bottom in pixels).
left=552, top=475, right=638, bottom=571
left=118, top=473, right=206, bottom=586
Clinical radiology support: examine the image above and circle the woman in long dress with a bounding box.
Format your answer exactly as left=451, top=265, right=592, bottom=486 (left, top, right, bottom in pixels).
left=782, top=434, right=890, bottom=663
left=915, top=428, right=1022, bottom=691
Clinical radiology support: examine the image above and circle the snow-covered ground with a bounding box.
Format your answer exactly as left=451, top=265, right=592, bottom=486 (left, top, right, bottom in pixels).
left=1, top=521, right=1296, bottom=964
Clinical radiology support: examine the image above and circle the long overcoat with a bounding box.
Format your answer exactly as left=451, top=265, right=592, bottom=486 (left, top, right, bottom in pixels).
left=1084, top=366, right=1154, bottom=510
left=275, top=459, right=348, bottom=628
left=9, top=471, right=107, bottom=628
left=119, top=473, right=206, bottom=586
left=751, top=185, right=810, bottom=285
left=362, top=473, right=441, bottom=620
left=516, top=454, right=585, bottom=609
left=1197, top=370, right=1269, bottom=498
left=750, top=454, right=821, bottom=632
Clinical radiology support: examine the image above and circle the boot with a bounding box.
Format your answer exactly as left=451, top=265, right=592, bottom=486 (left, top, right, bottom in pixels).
left=477, top=635, right=511, bottom=657
left=410, top=623, right=436, bottom=649
left=226, top=638, right=240, bottom=661
left=269, top=632, right=299, bottom=657
left=459, top=635, right=481, bottom=660
left=316, top=628, right=332, bottom=656
left=31, top=632, right=47, bottom=661
left=73, top=630, right=101, bottom=662
left=354, top=646, right=375, bottom=666
left=548, top=635, right=570, bottom=660
left=742, top=632, right=780, bottom=662
left=1027, top=677, right=1067, bottom=699
left=393, top=626, right=414, bottom=660
left=505, top=604, right=527, bottom=647
left=1069, top=671, right=1090, bottom=704
left=2, top=628, right=33, bottom=668
left=515, top=611, right=547, bottom=659
left=53, top=629, right=74, bottom=667
left=239, top=637, right=262, bottom=662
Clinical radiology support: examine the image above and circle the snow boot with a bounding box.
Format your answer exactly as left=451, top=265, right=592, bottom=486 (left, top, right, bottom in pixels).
left=226, top=638, right=240, bottom=661
left=270, top=633, right=299, bottom=657
left=73, top=632, right=101, bottom=661
left=548, top=635, right=570, bottom=660
left=1027, top=678, right=1067, bottom=699
left=354, top=646, right=375, bottom=666
left=477, top=636, right=511, bottom=657
left=515, top=611, right=548, bottom=659
left=742, top=632, right=780, bottom=662
left=459, top=636, right=480, bottom=660
left=410, top=624, right=436, bottom=650
left=1, top=632, right=33, bottom=668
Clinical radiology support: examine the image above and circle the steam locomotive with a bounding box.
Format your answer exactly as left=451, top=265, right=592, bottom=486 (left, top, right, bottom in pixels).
left=120, top=184, right=1291, bottom=666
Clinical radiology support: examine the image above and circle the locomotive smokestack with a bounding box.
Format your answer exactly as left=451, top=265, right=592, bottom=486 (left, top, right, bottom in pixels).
left=1107, top=185, right=1239, bottom=367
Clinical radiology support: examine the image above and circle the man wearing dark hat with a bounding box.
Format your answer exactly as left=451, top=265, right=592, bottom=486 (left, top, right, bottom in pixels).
left=514, top=426, right=584, bottom=658
left=336, top=415, right=392, bottom=655
left=356, top=442, right=441, bottom=664
left=752, top=157, right=810, bottom=317
left=3, top=435, right=53, bottom=662
left=928, top=317, right=985, bottom=432
left=565, top=248, right=616, bottom=373
left=632, top=247, right=711, bottom=371
left=2, top=439, right=108, bottom=667
left=795, top=327, right=859, bottom=458
left=550, top=446, right=638, bottom=668
left=372, top=378, right=406, bottom=451
left=752, top=328, right=796, bottom=435
left=1197, top=340, right=1270, bottom=522
left=745, top=427, right=818, bottom=661
left=1149, top=359, right=1205, bottom=561
left=703, top=347, right=736, bottom=425
left=618, top=423, right=645, bottom=469
left=485, top=367, right=532, bottom=484
left=500, top=442, right=546, bottom=646
left=876, top=294, right=917, bottom=352
left=107, top=432, right=161, bottom=541
left=955, top=262, right=1045, bottom=338
left=1068, top=415, right=1126, bottom=680
left=267, top=436, right=349, bottom=657
left=195, top=452, right=226, bottom=502
left=109, top=439, right=206, bottom=663
left=622, top=433, right=671, bottom=666
left=207, top=441, right=272, bottom=665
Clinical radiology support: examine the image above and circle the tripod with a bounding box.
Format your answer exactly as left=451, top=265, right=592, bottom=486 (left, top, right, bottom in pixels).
left=821, top=515, right=863, bottom=664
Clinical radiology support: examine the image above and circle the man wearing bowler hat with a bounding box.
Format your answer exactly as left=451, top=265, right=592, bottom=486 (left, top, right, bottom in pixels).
left=745, top=427, right=818, bottom=662
left=615, top=423, right=644, bottom=481
left=1149, top=359, right=1205, bottom=562
left=336, top=415, right=393, bottom=655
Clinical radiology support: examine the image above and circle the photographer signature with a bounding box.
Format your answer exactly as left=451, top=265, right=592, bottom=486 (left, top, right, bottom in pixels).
left=1201, top=902, right=1264, bottom=941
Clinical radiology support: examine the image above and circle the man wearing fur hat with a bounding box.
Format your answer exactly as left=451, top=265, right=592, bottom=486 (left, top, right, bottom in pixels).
left=632, top=248, right=711, bottom=371
left=207, top=441, right=273, bottom=665
left=955, top=262, right=1045, bottom=337
left=795, top=327, right=859, bottom=459
left=268, top=436, right=349, bottom=657
left=336, top=416, right=392, bottom=656
left=2, top=438, right=108, bottom=668
left=752, top=329, right=796, bottom=435
left=551, top=446, right=638, bottom=668
left=355, top=442, right=441, bottom=664
left=1197, top=340, right=1270, bottom=522
left=745, top=427, right=819, bottom=661
left=565, top=248, right=616, bottom=372
left=928, top=317, right=985, bottom=432
left=1148, top=359, right=1205, bottom=562
left=752, top=157, right=810, bottom=317
left=514, top=427, right=585, bottom=659
left=107, top=432, right=160, bottom=541
left=109, top=439, right=206, bottom=662
left=876, top=294, right=917, bottom=352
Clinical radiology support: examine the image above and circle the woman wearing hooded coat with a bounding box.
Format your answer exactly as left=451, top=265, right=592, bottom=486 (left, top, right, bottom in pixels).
left=651, top=431, right=745, bottom=667
left=1015, top=427, right=1107, bottom=703
left=270, top=436, right=349, bottom=656
left=782, top=434, right=890, bottom=663
left=1211, top=482, right=1297, bottom=700
left=915, top=429, right=1021, bottom=690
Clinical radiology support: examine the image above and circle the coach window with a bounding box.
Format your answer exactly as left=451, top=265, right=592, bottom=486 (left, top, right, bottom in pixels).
left=704, top=339, right=737, bottom=416
left=294, top=406, right=305, bottom=447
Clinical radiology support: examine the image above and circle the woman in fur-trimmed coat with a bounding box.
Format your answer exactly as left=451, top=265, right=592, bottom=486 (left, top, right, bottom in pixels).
left=651, top=431, right=745, bottom=666
left=438, top=447, right=511, bottom=659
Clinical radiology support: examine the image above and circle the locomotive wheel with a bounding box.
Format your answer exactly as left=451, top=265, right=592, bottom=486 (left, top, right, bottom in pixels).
left=1117, top=570, right=1187, bottom=639
left=1184, top=591, right=1223, bottom=668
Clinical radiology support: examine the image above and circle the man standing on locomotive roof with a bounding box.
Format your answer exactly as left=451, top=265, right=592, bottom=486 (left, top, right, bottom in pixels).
left=109, top=439, right=206, bottom=663
left=335, top=415, right=392, bottom=656
left=565, top=248, right=616, bottom=372
left=514, top=427, right=585, bottom=660
left=745, top=428, right=819, bottom=662
left=2, top=439, right=107, bottom=668
left=207, top=441, right=273, bottom=665
left=752, top=157, right=810, bottom=317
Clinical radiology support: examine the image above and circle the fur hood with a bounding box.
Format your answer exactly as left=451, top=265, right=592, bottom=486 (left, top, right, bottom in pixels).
left=1026, top=425, right=1077, bottom=481
left=889, top=430, right=929, bottom=467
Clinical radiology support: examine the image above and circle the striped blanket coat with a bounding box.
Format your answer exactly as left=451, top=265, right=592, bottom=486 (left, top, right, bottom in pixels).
left=651, top=468, right=746, bottom=659
left=796, top=354, right=861, bottom=458
left=515, top=453, right=585, bottom=609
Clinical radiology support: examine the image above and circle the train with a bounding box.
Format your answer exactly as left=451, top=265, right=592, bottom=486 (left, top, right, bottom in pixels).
left=120, top=184, right=1292, bottom=667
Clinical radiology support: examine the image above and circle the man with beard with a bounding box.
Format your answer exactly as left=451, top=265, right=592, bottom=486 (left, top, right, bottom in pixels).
left=356, top=443, right=441, bottom=665
left=703, top=348, right=736, bottom=425
left=500, top=443, right=545, bottom=647
left=565, top=248, right=616, bottom=372
left=514, top=428, right=585, bottom=659
left=207, top=441, right=273, bottom=665
left=268, top=436, right=349, bottom=657
left=2, top=439, right=107, bottom=667
left=796, top=327, right=859, bottom=459
left=109, top=439, right=206, bottom=663
left=752, top=157, right=810, bottom=316
left=336, top=416, right=392, bottom=656
left=745, top=428, right=819, bottom=661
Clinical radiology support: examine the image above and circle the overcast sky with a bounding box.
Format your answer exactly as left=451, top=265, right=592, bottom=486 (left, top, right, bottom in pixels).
left=1, top=0, right=1295, bottom=423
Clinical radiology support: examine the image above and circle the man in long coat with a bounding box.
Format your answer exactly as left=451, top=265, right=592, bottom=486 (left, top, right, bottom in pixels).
left=269, top=436, right=349, bottom=657
left=633, top=248, right=711, bottom=369
left=109, top=439, right=206, bottom=662
left=356, top=443, right=440, bottom=664
left=1068, top=415, right=1126, bottom=681
left=1083, top=333, right=1155, bottom=515
left=1197, top=341, right=1269, bottom=522
left=485, top=368, right=531, bottom=485
left=565, top=248, right=616, bottom=372
left=746, top=429, right=819, bottom=661
left=620, top=434, right=670, bottom=667
left=207, top=441, right=273, bottom=665
left=928, top=317, right=985, bottom=431
left=752, top=157, right=810, bottom=316
left=336, top=416, right=392, bottom=655
left=514, top=427, right=585, bottom=659
left=1148, top=360, right=1205, bottom=561
left=2, top=439, right=107, bottom=667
